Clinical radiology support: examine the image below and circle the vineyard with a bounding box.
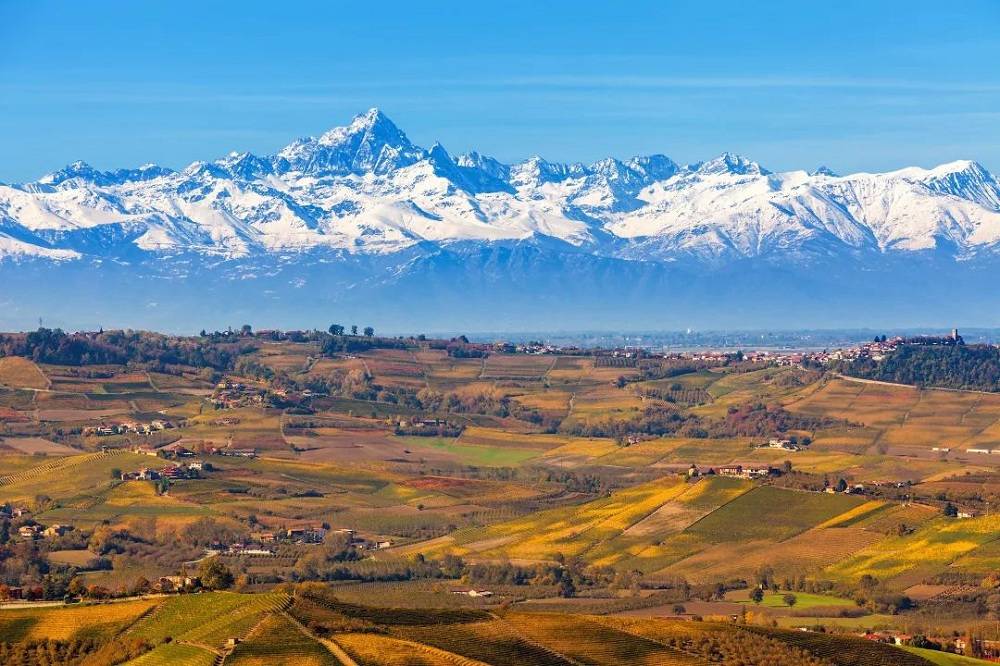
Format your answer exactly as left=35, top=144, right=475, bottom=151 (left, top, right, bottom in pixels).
left=224, top=613, right=336, bottom=665
left=130, top=592, right=289, bottom=649
left=500, top=613, right=698, bottom=665
left=127, top=642, right=217, bottom=666
left=741, top=625, right=934, bottom=666
left=0, top=599, right=160, bottom=643
left=395, top=619, right=576, bottom=666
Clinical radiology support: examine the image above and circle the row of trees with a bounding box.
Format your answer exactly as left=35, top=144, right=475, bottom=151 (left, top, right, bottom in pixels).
left=0, top=328, right=255, bottom=370
left=839, top=344, right=1000, bottom=392
left=327, top=324, right=374, bottom=337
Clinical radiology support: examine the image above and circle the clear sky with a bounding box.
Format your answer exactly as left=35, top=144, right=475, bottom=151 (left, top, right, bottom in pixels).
left=2, top=1, right=1000, bottom=182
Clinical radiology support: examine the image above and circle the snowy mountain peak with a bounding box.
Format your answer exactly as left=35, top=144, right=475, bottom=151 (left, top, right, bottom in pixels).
left=39, top=160, right=101, bottom=185
left=911, top=160, right=1000, bottom=211
left=810, top=165, right=839, bottom=177
left=318, top=107, right=409, bottom=148
left=3, top=108, right=1000, bottom=270
left=272, top=108, right=424, bottom=176
left=691, top=152, right=770, bottom=176
left=627, top=154, right=680, bottom=182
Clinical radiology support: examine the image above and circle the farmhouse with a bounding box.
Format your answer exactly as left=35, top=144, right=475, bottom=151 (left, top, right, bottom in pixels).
left=766, top=438, right=800, bottom=451
left=42, top=524, right=71, bottom=538
left=133, top=467, right=160, bottom=481
left=250, top=531, right=277, bottom=543
left=17, top=525, right=40, bottom=539
left=716, top=464, right=778, bottom=479
left=451, top=589, right=494, bottom=597
left=217, top=447, right=257, bottom=458
left=156, top=575, right=199, bottom=592
left=287, top=524, right=328, bottom=543
left=160, top=442, right=195, bottom=458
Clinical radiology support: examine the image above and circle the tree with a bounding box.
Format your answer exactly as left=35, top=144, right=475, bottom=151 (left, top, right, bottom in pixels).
left=351, top=325, right=358, bottom=336
left=943, top=502, right=958, bottom=517
left=67, top=577, right=86, bottom=598
left=783, top=593, right=797, bottom=608
left=198, top=557, right=234, bottom=590
left=240, top=324, right=253, bottom=336
left=328, top=324, right=344, bottom=336
left=835, top=478, right=848, bottom=493
left=558, top=576, right=576, bottom=598
left=110, top=468, right=122, bottom=480
left=782, top=460, right=793, bottom=474
left=363, top=326, right=374, bottom=337
left=750, top=587, right=765, bottom=604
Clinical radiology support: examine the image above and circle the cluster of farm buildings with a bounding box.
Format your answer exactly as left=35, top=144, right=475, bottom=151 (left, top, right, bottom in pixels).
left=84, top=418, right=177, bottom=437
left=214, top=527, right=392, bottom=557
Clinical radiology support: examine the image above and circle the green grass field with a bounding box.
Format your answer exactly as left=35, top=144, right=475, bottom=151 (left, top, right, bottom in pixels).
left=730, top=590, right=855, bottom=609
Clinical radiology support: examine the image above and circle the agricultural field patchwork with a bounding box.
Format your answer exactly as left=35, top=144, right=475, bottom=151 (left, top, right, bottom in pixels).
left=0, top=335, right=998, bottom=664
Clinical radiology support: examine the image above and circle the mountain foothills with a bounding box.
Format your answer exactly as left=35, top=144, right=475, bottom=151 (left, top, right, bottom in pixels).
left=3, top=108, right=1000, bottom=330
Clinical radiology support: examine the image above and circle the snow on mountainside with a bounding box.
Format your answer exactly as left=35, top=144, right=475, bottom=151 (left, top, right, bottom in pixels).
left=2, top=108, right=1000, bottom=264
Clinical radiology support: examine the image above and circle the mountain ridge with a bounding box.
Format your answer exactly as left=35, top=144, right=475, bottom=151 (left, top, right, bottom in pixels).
left=3, top=108, right=1000, bottom=331
left=2, top=107, right=1000, bottom=265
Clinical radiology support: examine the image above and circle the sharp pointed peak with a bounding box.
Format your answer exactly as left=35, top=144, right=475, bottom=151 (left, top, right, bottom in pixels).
left=316, top=107, right=411, bottom=149
left=347, top=107, right=399, bottom=132
left=691, top=152, right=769, bottom=176
left=427, top=142, right=455, bottom=163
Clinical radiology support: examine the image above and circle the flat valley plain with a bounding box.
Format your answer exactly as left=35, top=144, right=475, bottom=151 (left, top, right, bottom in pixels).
left=0, top=333, right=998, bottom=666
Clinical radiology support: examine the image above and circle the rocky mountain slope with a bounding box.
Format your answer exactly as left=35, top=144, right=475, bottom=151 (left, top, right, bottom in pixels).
left=2, top=108, right=999, bottom=331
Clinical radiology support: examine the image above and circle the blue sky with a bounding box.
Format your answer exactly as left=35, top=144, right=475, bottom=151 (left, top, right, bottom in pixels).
left=2, top=1, right=1000, bottom=181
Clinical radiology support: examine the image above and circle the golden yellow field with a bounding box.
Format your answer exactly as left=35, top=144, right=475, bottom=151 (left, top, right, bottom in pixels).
left=334, top=633, right=486, bottom=666
left=0, top=599, right=160, bottom=642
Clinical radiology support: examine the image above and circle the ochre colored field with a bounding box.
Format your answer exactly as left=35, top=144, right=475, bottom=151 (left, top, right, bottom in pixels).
left=0, top=356, right=49, bottom=389
left=335, top=633, right=488, bottom=666
left=481, top=354, right=555, bottom=379
left=502, top=613, right=697, bottom=665
left=0, top=598, right=160, bottom=642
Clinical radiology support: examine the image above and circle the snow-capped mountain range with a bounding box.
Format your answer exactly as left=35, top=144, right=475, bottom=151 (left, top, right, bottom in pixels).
left=3, top=107, right=1000, bottom=264
left=3, top=108, right=1000, bottom=332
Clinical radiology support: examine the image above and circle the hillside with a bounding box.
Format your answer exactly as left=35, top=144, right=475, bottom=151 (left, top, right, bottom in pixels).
left=0, top=335, right=998, bottom=664
left=839, top=344, right=1000, bottom=392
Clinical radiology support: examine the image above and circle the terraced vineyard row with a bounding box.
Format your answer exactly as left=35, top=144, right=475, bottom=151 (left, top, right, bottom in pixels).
left=224, top=613, right=336, bottom=665
left=395, top=619, right=576, bottom=666
left=0, top=449, right=125, bottom=486
left=335, top=633, right=490, bottom=666
left=127, top=642, right=217, bottom=666
left=501, top=612, right=700, bottom=666
left=741, top=625, right=934, bottom=666
left=131, top=592, right=290, bottom=649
